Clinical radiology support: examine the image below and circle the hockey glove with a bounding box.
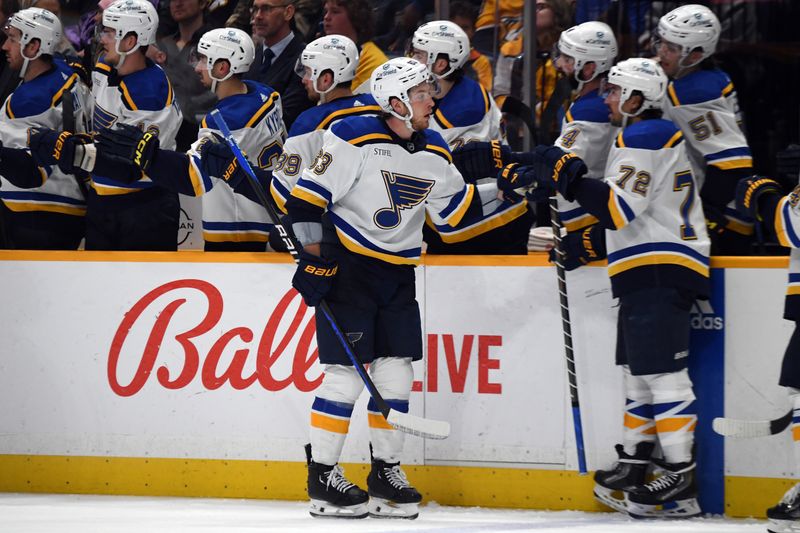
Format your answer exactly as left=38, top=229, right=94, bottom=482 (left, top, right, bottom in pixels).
left=195, top=135, right=248, bottom=189
left=28, top=128, right=93, bottom=175
left=291, top=250, right=338, bottom=307
left=532, top=145, right=587, bottom=202
left=735, top=175, right=782, bottom=222
left=496, top=163, right=554, bottom=202
left=550, top=224, right=606, bottom=271
left=452, top=140, right=512, bottom=182
left=94, top=123, right=159, bottom=181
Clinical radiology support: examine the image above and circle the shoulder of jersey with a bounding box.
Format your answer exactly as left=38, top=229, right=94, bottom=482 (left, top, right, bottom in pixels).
left=667, top=68, right=735, bottom=107
left=615, top=119, right=683, bottom=151
left=288, top=94, right=381, bottom=137
left=5, top=63, right=78, bottom=119
left=420, top=128, right=453, bottom=163
left=434, top=77, right=492, bottom=128
left=117, top=62, right=175, bottom=112
left=565, top=91, right=610, bottom=123
left=201, top=80, right=280, bottom=130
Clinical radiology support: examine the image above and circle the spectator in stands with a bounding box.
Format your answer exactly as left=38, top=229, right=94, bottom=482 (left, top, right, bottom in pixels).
left=0, top=0, right=21, bottom=106
left=156, top=0, right=217, bottom=151
left=449, top=0, right=492, bottom=92
left=244, top=0, right=313, bottom=130
left=320, top=0, right=387, bottom=94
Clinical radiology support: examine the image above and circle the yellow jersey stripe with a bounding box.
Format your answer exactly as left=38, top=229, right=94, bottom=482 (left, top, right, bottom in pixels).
left=425, top=143, right=453, bottom=163
left=5, top=99, right=14, bottom=119
left=564, top=214, right=599, bottom=233
left=202, top=231, right=269, bottom=243
left=245, top=92, right=279, bottom=129
left=335, top=228, right=420, bottom=265
left=663, top=130, right=683, bottom=148
left=668, top=84, right=680, bottom=106
left=709, top=158, right=753, bottom=170
left=348, top=133, right=393, bottom=146
left=565, top=109, right=574, bottom=123
left=119, top=82, right=138, bottom=111
left=187, top=159, right=205, bottom=197
left=655, top=417, right=697, bottom=433
left=316, top=105, right=383, bottom=130
left=608, top=253, right=710, bottom=278
left=436, top=201, right=528, bottom=243
left=50, top=73, right=78, bottom=107
left=775, top=197, right=791, bottom=247
left=725, top=217, right=754, bottom=236
left=434, top=108, right=454, bottom=129
left=270, top=181, right=288, bottom=214
left=165, top=79, right=174, bottom=107
left=95, top=62, right=112, bottom=72
left=615, top=131, right=625, bottom=148
left=607, top=190, right=627, bottom=229
left=786, top=286, right=800, bottom=296
left=721, top=82, right=734, bottom=97
left=290, top=187, right=328, bottom=208
left=2, top=202, right=86, bottom=216
left=446, top=184, right=475, bottom=227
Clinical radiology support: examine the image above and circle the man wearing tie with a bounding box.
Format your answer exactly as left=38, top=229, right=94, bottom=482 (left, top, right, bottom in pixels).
left=246, top=0, right=313, bottom=130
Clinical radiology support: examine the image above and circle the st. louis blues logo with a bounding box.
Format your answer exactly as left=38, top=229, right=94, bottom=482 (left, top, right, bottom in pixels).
left=373, top=171, right=434, bottom=229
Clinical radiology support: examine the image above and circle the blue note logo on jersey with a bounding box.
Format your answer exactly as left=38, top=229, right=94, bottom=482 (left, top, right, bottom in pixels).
left=373, top=170, right=434, bottom=229
left=93, top=103, right=118, bottom=132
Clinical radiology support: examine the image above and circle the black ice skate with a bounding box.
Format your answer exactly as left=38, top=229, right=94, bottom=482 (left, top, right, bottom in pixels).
left=767, top=482, right=800, bottom=533
left=305, top=444, right=368, bottom=519
left=367, top=454, right=422, bottom=519
left=593, top=442, right=654, bottom=513
left=626, top=458, right=701, bottom=519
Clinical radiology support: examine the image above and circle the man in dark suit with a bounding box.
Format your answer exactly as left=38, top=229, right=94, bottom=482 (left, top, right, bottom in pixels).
left=245, top=0, right=313, bottom=130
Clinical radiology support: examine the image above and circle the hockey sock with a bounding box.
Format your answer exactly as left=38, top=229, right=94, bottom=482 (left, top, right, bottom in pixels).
left=310, top=364, right=363, bottom=466
left=368, top=357, right=414, bottom=463
left=647, top=368, right=697, bottom=464
left=791, top=388, right=800, bottom=474
left=623, top=367, right=656, bottom=456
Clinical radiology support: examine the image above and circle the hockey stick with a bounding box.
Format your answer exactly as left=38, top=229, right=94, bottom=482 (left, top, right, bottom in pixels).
left=549, top=197, right=588, bottom=474
left=712, top=410, right=793, bottom=438
left=208, top=110, right=450, bottom=440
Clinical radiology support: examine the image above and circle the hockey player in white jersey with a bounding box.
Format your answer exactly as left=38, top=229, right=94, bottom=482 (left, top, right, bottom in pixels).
left=550, top=21, right=618, bottom=266
left=91, top=27, right=286, bottom=251
left=536, top=58, right=710, bottom=518
left=656, top=4, right=755, bottom=255
left=0, top=7, right=88, bottom=249
left=270, top=34, right=381, bottom=214
left=409, top=20, right=531, bottom=254
left=735, top=176, right=800, bottom=533
left=285, top=57, right=551, bottom=519
left=28, top=0, right=183, bottom=251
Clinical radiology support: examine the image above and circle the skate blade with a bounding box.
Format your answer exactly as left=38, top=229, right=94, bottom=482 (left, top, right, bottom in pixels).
left=627, top=497, right=701, bottom=519
left=309, top=499, right=368, bottom=519
left=593, top=485, right=628, bottom=513
left=767, top=518, right=800, bottom=533
left=368, top=498, right=419, bottom=519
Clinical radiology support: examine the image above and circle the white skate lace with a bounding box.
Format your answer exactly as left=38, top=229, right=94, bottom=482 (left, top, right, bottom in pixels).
left=781, top=482, right=800, bottom=505
left=384, top=465, right=412, bottom=490
left=325, top=465, right=356, bottom=493
left=643, top=473, right=679, bottom=492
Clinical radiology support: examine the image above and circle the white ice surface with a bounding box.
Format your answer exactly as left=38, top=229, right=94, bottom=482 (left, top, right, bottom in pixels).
left=0, top=493, right=768, bottom=533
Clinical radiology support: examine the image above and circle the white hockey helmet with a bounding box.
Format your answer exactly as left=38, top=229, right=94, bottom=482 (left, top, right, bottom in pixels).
left=6, top=7, right=62, bottom=77
left=606, top=58, right=667, bottom=118
left=657, top=4, right=720, bottom=67
left=557, top=21, right=617, bottom=84
left=410, top=20, right=469, bottom=79
left=102, top=0, right=158, bottom=59
left=197, top=28, right=254, bottom=91
left=371, top=57, right=434, bottom=128
left=295, top=35, right=359, bottom=95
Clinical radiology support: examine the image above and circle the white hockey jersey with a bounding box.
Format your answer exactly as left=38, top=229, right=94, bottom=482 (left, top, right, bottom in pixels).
left=89, top=58, right=182, bottom=195
left=554, top=88, right=617, bottom=232
left=185, top=81, right=285, bottom=244
left=289, top=116, right=476, bottom=265
left=663, top=68, right=753, bottom=233
left=599, top=119, right=710, bottom=297
left=0, top=59, right=88, bottom=216
left=429, top=76, right=503, bottom=148
left=426, top=76, right=528, bottom=245
left=769, top=188, right=800, bottom=319
left=271, top=93, right=381, bottom=212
